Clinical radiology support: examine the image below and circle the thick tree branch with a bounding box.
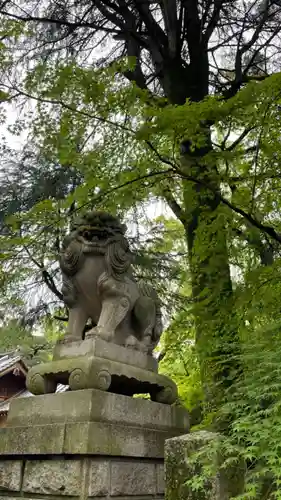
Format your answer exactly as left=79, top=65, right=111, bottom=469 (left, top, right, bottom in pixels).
left=234, top=227, right=274, bottom=266
left=23, top=245, right=63, bottom=301
left=204, top=0, right=224, bottom=42
left=41, top=269, right=63, bottom=301
left=184, top=0, right=202, bottom=58
left=173, top=166, right=281, bottom=245
left=163, top=186, right=186, bottom=224
left=53, top=315, right=68, bottom=322
left=220, top=197, right=281, bottom=244
left=133, top=0, right=168, bottom=52
left=161, top=0, right=178, bottom=57
left=240, top=0, right=270, bottom=56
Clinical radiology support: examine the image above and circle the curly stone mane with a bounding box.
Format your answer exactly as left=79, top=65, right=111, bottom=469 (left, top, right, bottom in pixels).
left=71, top=211, right=127, bottom=238
left=60, top=211, right=131, bottom=279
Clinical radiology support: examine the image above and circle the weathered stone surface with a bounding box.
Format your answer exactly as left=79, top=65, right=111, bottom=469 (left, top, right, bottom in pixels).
left=7, top=389, right=189, bottom=432
left=88, top=459, right=109, bottom=496
left=25, top=356, right=178, bottom=404
left=64, top=421, right=177, bottom=457
left=0, top=421, right=181, bottom=458
left=0, top=424, right=65, bottom=455
left=59, top=210, right=163, bottom=356
left=165, top=431, right=245, bottom=500
left=53, top=337, right=158, bottom=372
left=110, top=461, right=156, bottom=496
left=0, top=461, right=22, bottom=491
left=0, top=497, right=164, bottom=500
left=0, top=456, right=166, bottom=499
left=156, top=463, right=165, bottom=495
left=2, top=387, right=188, bottom=458
left=23, top=460, right=82, bottom=496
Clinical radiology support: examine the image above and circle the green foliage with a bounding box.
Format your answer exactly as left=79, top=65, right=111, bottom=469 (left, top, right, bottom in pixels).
left=1, top=4, right=281, bottom=497
left=0, top=320, right=31, bottom=352
left=2, top=11, right=281, bottom=488
left=0, top=316, right=62, bottom=365
left=160, top=308, right=202, bottom=411
left=184, top=259, right=281, bottom=498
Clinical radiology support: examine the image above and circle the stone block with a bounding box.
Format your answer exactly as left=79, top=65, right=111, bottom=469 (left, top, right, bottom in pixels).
left=7, top=388, right=189, bottom=432
left=110, top=460, right=156, bottom=496
left=3, top=389, right=189, bottom=458
left=0, top=461, right=22, bottom=491
left=0, top=421, right=178, bottom=458
left=23, top=459, right=82, bottom=496
left=64, top=421, right=179, bottom=458
left=165, top=431, right=245, bottom=500
left=0, top=424, right=65, bottom=455
left=88, top=459, right=110, bottom=496
left=156, top=463, right=165, bottom=495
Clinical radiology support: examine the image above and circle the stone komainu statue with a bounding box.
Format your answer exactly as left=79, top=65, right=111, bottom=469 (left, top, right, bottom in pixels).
left=59, top=211, right=163, bottom=353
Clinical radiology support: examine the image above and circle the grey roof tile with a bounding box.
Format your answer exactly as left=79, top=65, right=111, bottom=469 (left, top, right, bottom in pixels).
left=0, top=384, right=69, bottom=414
left=0, top=353, right=69, bottom=415
left=0, top=354, right=23, bottom=372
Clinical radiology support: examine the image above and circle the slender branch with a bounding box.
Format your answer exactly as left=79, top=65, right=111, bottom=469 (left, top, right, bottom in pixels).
left=220, top=196, right=281, bottom=244
left=226, top=126, right=256, bottom=151
left=12, top=168, right=175, bottom=261
left=0, top=9, right=120, bottom=34
left=53, top=315, right=68, bottom=322
left=228, top=173, right=281, bottom=184
left=5, top=85, right=135, bottom=134
left=41, top=269, right=63, bottom=301
left=220, top=120, right=233, bottom=150
left=23, top=244, right=63, bottom=300
left=145, top=139, right=180, bottom=169
left=240, top=0, right=270, bottom=56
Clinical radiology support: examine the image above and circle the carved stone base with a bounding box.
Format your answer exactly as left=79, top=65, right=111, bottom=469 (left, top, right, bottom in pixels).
left=53, top=336, right=158, bottom=372
left=26, top=339, right=177, bottom=404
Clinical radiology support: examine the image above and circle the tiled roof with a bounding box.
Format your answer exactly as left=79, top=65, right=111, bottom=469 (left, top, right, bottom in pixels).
left=0, top=383, right=69, bottom=414
left=0, top=354, right=26, bottom=373
left=0, top=352, right=69, bottom=415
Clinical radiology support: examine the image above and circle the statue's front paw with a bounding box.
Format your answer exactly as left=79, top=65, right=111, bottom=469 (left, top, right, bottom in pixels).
left=85, top=326, right=114, bottom=342
left=60, top=334, right=82, bottom=344
left=125, top=335, right=138, bottom=350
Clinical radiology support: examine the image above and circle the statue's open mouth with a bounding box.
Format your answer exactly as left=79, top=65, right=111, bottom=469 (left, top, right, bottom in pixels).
left=79, top=226, right=122, bottom=242
left=82, top=232, right=100, bottom=242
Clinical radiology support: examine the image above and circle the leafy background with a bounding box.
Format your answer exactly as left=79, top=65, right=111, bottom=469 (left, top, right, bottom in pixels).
left=1, top=1, right=281, bottom=497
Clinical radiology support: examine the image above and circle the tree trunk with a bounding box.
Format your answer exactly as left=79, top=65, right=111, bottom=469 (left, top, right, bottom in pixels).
left=157, top=45, right=240, bottom=412
left=181, top=133, right=240, bottom=411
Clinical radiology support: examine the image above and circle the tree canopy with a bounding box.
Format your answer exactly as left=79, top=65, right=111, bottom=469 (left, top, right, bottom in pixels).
left=1, top=1, right=281, bottom=494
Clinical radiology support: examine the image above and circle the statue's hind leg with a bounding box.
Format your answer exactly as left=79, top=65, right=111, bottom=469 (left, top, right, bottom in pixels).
left=133, top=296, right=156, bottom=353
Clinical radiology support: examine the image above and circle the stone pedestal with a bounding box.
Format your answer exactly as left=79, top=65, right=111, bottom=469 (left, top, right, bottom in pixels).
left=25, top=338, right=178, bottom=405
left=0, top=388, right=189, bottom=500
